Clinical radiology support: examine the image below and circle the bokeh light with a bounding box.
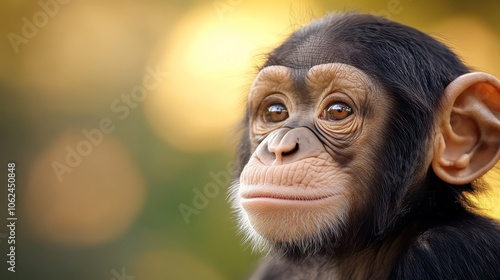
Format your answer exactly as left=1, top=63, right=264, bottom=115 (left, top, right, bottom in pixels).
left=144, top=0, right=321, bottom=152
left=1, top=0, right=178, bottom=112
left=24, top=130, right=146, bottom=246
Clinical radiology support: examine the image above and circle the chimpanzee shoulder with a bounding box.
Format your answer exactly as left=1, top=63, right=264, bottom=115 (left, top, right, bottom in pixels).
left=390, top=214, right=500, bottom=280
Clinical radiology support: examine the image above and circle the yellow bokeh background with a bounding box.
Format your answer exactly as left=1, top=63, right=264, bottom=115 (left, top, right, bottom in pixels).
left=0, top=0, right=499, bottom=279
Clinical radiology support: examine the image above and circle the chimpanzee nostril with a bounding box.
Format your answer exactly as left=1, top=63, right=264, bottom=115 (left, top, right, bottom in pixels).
left=264, top=129, right=310, bottom=163
left=281, top=143, right=299, bottom=157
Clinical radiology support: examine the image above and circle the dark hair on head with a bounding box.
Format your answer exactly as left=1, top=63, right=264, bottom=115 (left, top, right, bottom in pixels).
left=262, top=12, right=474, bottom=242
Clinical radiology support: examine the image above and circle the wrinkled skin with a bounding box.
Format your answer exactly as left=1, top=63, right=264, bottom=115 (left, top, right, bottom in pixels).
left=231, top=63, right=394, bottom=248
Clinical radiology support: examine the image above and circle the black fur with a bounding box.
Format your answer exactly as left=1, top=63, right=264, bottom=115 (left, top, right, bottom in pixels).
left=236, top=12, right=500, bottom=279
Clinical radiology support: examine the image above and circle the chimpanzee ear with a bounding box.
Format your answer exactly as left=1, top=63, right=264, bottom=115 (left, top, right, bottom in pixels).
left=432, top=72, right=500, bottom=185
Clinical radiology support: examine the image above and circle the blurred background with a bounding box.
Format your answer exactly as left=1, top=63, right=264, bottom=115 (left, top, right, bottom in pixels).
left=0, top=0, right=499, bottom=279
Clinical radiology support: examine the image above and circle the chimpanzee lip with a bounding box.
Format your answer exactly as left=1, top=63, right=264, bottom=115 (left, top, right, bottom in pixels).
left=241, top=191, right=336, bottom=201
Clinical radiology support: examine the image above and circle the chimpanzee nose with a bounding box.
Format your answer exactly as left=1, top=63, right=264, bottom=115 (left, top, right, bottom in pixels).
left=268, top=136, right=299, bottom=160
left=255, top=127, right=323, bottom=165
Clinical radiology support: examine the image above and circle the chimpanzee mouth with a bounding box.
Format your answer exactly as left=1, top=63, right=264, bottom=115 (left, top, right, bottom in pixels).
left=241, top=190, right=337, bottom=202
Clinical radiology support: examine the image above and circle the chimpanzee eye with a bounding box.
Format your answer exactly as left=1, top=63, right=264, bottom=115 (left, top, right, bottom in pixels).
left=264, top=103, right=289, bottom=122
left=321, top=102, right=353, bottom=121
